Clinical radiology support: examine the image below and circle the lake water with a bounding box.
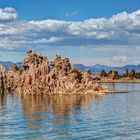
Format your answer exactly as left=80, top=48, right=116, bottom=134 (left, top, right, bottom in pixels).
left=0, top=83, right=140, bottom=140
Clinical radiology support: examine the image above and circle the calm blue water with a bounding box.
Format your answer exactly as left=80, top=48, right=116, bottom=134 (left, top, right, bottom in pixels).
left=0, top=83, right=140, bottom=140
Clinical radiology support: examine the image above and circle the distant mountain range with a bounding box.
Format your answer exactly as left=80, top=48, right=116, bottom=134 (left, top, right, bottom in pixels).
left=0, top=61, right=23, bottom=70
left=73, top=64, right=140, bottom=74
left=0, top=61, right=140, bottom=74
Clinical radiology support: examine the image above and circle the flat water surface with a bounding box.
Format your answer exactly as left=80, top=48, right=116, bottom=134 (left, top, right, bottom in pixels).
left=0, top=83, right=140, bottom=140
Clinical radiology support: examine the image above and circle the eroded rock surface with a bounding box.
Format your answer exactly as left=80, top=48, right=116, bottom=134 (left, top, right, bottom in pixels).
left=0, top=64, right=6, bottom=93
left=4, top=50, right=109, bottom=95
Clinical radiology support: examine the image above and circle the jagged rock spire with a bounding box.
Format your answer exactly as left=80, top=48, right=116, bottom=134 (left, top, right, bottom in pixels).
left=3, top=50, right=109, bottom=95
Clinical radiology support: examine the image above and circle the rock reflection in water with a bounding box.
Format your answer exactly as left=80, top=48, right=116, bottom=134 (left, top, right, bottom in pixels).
left=0, top=93, right=7, bottom=108
left=20, top=94, right=103, bottom=138
left=0, top=83, right=140, bottom=139
left=22, top=94, right=102, bottom=116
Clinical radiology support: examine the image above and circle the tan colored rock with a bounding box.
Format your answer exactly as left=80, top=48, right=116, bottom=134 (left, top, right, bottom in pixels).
left=4, top=50, right=109, bottom=95
left=108, top=70, right=119, bottom=80
left=0, top=64, right=6, bottom=93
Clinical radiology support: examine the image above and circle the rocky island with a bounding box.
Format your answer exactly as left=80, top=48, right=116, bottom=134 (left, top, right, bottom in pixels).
left=0, top=50, right=109, bottom=95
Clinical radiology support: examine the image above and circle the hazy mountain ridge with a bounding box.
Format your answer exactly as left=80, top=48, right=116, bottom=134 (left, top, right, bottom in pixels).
left=0, top=61, right=23, bottom=70
left=73, top=64, right=140, bottom=74
left=0, top=61, right=140, bottom=73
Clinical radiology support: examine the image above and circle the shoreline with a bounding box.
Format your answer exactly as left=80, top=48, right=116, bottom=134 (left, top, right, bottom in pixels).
left=101, top=79, right=140, bottom=83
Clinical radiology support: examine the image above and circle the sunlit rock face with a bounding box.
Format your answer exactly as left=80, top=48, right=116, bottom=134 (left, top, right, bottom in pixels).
left=4, top=50, right=109, bottom=95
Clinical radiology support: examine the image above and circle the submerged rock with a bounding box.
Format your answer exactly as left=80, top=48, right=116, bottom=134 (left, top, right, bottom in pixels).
left=4, top=50, right=109, bottom=95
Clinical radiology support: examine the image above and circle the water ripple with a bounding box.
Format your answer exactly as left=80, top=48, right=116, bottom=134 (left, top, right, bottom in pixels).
left=0, top=83, right=140, bottom=139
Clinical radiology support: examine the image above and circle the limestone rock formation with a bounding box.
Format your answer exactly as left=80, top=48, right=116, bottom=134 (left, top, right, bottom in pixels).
left=4, top=50, right=109, bottom=95
left=108, top=70, right=119, bottom=80
left=124, top=68, right=140, bottom=79
left=0, top=64, right=6, bottom=93
left=100, top=70, right=119, bottom=80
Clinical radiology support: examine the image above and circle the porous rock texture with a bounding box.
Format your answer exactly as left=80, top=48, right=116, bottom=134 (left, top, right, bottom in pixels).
left=4, top=50, right=109, bottom=95
left=0, top=64, right=6, bottom=93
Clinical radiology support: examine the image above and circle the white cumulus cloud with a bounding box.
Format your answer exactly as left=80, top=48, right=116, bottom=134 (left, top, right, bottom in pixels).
left=0, top=7, right=140, bottom=65
left=0, top=7, right=17, bottom=23
left=0, top=8, right=140, bottom=50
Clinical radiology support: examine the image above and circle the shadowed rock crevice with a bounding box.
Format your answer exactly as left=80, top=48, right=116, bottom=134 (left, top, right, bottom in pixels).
left=1, top=50, right=109, bottom=95
left=0, top=64, right=6, bottom=93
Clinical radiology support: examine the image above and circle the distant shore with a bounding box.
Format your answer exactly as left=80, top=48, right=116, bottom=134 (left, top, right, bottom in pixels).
left=101, top=79, right=140, bottom=83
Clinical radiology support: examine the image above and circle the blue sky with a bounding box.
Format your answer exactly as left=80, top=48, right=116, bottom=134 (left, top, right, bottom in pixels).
left=0, top=0, right=140, bottom=66
left=1, top=0, right=140, bottom=21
